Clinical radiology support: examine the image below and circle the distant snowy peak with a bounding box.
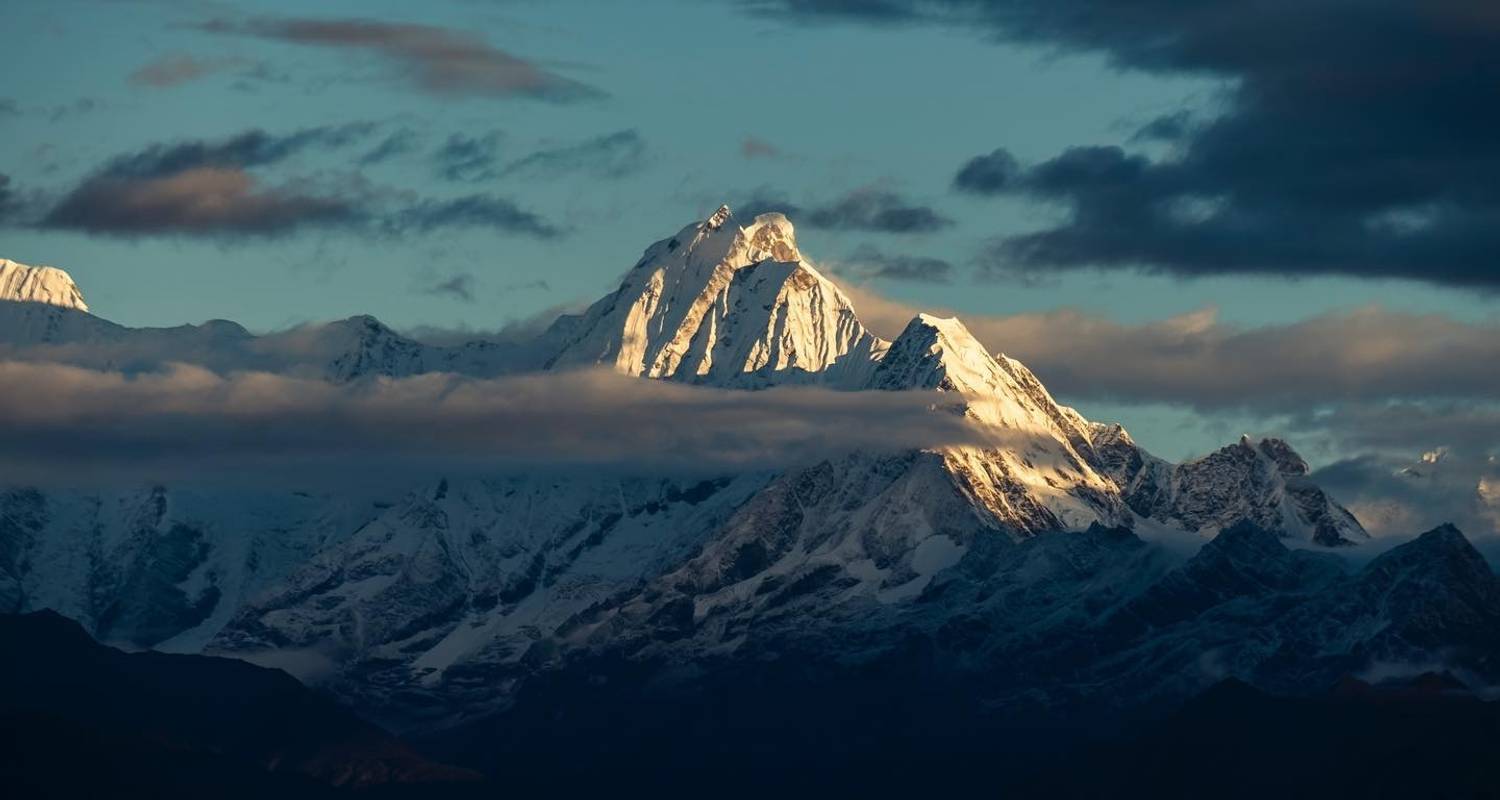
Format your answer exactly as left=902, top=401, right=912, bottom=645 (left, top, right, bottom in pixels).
left=0, top=259, right=89, bottom=312
left=1097, top=430, right=1369, bottom=546
left=0, top=258, right=115, bottom=346
left=318, top=315, right=541, bottom=383
left=1254, top=435, right=1311, bottom=477
left=868, top=313, right=1125, bottom=534
left=543, top=205, right=883, bottom=386
left=704, top=203, right=734, bottom=230
left=870, top=314, right=1099, bottom=448
left=871, top=314, right=994, bottom=393
left=320, top=315, right=434, bottom=382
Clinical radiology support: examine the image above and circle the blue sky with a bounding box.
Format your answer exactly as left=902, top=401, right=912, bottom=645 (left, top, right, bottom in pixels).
left=3, top=0, right=1498, bottom=473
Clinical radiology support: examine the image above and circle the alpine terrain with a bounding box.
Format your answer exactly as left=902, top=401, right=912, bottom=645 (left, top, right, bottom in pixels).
left=2, top=207, right=1495, bottom=792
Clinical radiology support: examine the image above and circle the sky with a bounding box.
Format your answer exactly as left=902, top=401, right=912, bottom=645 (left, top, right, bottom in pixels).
left=2, top=0, right=1498, bottom=534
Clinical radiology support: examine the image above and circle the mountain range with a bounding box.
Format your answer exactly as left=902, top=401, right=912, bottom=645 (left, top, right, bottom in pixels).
left=2, top=206, right=1496, bottom=790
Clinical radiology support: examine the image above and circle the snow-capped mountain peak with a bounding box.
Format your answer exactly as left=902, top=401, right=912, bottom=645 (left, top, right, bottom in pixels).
left=1251, top=436, right=1311, bottom=477
left=1102, top=432, right=1368, bottom=546
left=541, top=205, right=880, bottom=385
left=870, top=313, right=1099, bottom=450
left=860, top=312, right=1126, bottom=534
left=870, top=313, right=995, bottom=394
left=705, top=203, right=734, bottom=230
left=0, top=259, right=89, bottom=312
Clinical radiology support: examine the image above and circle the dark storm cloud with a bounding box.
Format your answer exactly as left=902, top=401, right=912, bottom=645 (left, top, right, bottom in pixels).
left=739, top=186, right=952, bottom=234
left=498, top=129, right=647, bottom=180
left=17, top=127, right=560, bottom=239
left=199, top=17, right=603, bottom=102
left=969, top=142, right=1500, bottom=289
left=952, top=148, right=1020, bottom=194
left=838, top=244, right=953, bottom=283
left=1128, top=111, right=1196, bottom=143
left=805, top=187, right=952, bottom=233
left=749, top=0, right=1500, bottom=288
left=744, top=0, right=920, bottom=22
left=0, top=175, right=25, bottom=222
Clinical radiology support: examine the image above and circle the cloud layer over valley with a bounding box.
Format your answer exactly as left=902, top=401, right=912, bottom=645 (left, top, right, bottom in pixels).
left=0, top=362, right=981, bottom=486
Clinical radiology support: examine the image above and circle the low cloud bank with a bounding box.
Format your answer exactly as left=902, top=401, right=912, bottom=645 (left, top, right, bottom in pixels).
left=0, top=362, right=983, bottom=487
left=1311, top=447, right=1500, bottom=543
left=825, top=276, right=1500, bottom=541
left=829, top=277, right=1500, bottom=413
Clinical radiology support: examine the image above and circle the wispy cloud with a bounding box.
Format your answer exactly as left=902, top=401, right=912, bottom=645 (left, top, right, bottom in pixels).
left=419, top=273, right=477, bottom=303
left=75, top=124, right=376, bottom=177
left=835, top=244, right=953, bottom=283
left=740, top=136, right=781, bottom=159
left=497, top=129, right=646, bottom=180
left=432, top=129, right=647, bottom=183
left=383, top=194, right=561, bottom=238
left=357, top=128, right=421, bottom=166
left=433, top=130, right=504, bottom=181
left=128, top=54, right=256, bottom=88
left=199, top=17, right=604, bottom=102
left=9, top=126, right=561, bottom=239
left=46, top=98, right=104, bottom=124
left=740, top=186, right=952, bottom=234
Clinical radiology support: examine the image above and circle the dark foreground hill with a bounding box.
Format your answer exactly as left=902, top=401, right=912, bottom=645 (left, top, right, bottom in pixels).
left=1024, top=674, right=1500, bottom=800
left=7, top=606, right=1500, bottom=799
left=0, top=610, right=480, bottom=799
